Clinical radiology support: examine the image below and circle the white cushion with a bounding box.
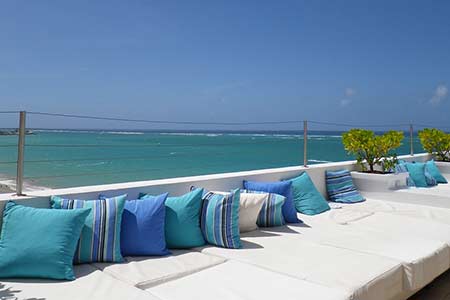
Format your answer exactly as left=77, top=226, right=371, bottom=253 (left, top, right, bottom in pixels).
left=197, top=233, right=404, bottom=300
left=238, top=192, right=266, bottom=232
left=269, top=223, right=449, bottom=291
left=93, top=250, right=226, bottom=289
left=0, top=264, right=158, bottom=300
left=148, top=260, right=351, bottom=300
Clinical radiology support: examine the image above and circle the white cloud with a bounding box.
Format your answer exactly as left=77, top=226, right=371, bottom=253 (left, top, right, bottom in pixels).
left=340, top=99, right=352, bottom=107
left=345, top=87, right=356, bottom=97
left=430, top=84, right=448, bottom=106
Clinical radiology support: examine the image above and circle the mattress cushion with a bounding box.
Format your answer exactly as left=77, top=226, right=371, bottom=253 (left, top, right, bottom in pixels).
left=197, top=233, right=403, bottom=300
left=271, top=222, right=449, bottom=291
left=0, top=264, right=159, bottom=300
left=148, top=260, right=351, bottom=300
left=93, top=250, right=226, bottom=289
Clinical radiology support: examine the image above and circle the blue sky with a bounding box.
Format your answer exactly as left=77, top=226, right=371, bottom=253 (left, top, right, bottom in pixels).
left=0, top=0, right=449, bottom=130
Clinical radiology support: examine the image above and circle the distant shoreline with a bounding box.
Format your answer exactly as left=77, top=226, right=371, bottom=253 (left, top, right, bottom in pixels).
left=0, top=174, right=50, bottom=195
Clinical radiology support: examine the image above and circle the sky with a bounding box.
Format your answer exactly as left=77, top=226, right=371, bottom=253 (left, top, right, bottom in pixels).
left=0, top=0, right=450, bottom=131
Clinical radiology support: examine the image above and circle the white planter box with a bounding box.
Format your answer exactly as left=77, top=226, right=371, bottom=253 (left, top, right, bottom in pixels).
left=435, top=161, right=450, bottom=175
left=351, top=171, right=409, bottom=192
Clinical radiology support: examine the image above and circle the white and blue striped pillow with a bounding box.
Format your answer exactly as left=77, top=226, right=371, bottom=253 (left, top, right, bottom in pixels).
left=325, top=170, right=365, bottom=203
left=50, top=195, right=126, bottom=264
left=241, top=189, right=286, bottom=227
left=200, top=189, right=241, bottom=249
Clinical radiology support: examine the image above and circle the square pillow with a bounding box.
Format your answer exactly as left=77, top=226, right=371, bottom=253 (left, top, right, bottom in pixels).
left=243, top=180, right=299, bottom=223
left=405, top=162, right=431, bottom=187
left=288, top=172, right=330, bottom=215
left=0, top=202, right=90, bottom=280
left=200, top=189, right=241, bottom=249
left=110, top=193, right=170, bottom=256
left=242, top=190, right=286, bottom=227
left=395, top=161, right=415, bottom=187
left=51, top=194, right=126, bottom=264
left=326, top=169, right=365, bottom=203
left=140, top=189, right=205, bottom=249
left=191, top=187, right=265, bottom=233
left=426, top=160, right=448, bottom=184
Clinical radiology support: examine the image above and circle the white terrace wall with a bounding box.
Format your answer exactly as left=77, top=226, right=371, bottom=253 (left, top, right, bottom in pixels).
left=0, top=153, right=430, bottom=230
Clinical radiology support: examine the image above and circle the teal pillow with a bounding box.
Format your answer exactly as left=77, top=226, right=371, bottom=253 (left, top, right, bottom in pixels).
left=289, top=172, right=330, bottom=215
left=0, top=202, right=90, bottom=280
left=406, top=163, right=428, bottom=187
left=147, top=188, right=205, bottom=248
left=426, top=160, right=448, bottom=184
left=51, top=195, right=126, bottom=263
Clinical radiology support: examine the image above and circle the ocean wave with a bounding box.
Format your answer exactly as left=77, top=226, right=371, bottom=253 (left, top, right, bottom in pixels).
left=308, top=159, right=332, bottom=163
left=159, top=133, right=222, bottom=137
left=33, top=129, right=144, bottom=135
left=76, top=162, right=107, bottom=167
left=100, top=131, right=144, bottom=135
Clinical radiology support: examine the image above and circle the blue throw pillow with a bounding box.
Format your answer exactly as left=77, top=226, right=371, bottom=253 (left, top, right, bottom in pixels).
left=243, top=180, right=299, bottom=223
left=326, top=169, right=365, bottom=203
left=200, top=189, right=241, bottom=249
left=288, top=172, right=330, bottom=215
left=405, top=162, right=430, bottom=187
left=111, top=193, right=170, bottom=256
left=140, top=189, right=205, bottom=249
left=51, top=195, right=126, bottom=263
left=426, top=160, right=448, bottom=184
left=0, top=202, right=90, bottom=280
left=241, top=189, right=286, bottom=227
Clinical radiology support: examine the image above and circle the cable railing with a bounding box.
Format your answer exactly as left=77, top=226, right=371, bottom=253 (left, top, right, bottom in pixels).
left=0, top=110, right=448, bottom=196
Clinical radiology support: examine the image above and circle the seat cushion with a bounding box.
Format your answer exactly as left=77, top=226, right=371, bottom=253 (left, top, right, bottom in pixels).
left=197, top=233, right=404, bottom=300
left=93, top=250, right=226, bottom=290
left=148, top=261, right=351, bottom=300
left=0, top=264, right=159, bottom=300
left=270, top=222, right=449, bottom=291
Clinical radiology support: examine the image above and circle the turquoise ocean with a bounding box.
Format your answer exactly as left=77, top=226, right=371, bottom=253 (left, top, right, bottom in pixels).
left=0, top=130, right=424, bottom=189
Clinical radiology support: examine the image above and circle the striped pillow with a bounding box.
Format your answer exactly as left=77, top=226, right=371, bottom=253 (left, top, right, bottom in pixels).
left=200, top=189, right=241, bottom=249
left=242, top=190, right=286, bottom=227
left=50, top=195, right=126, bottom=264
left=326, top=170, right=365, bottom=203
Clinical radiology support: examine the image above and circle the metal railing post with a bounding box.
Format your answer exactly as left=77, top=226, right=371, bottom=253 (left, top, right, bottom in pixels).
left=16, top=111, right=26, bottom=196
left=303, top=120, right=308, bottom=167
left=409, top=124, right=414, bottom=156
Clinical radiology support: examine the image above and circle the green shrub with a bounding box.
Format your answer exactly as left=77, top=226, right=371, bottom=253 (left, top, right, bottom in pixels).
left=342, top=129, right=404, bottom=173
left=418, top=128, right=450, bottom=162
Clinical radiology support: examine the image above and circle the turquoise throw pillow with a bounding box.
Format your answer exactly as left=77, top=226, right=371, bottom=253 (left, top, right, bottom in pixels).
left=426, top=160, right=448, bottom=184
left=150, top=188, right=205, bottom=249
left=51, top=195, right=126, bottom=263
left=200, top=189, right=241, bottom=249
left=0, top=202, right=90, bottom=280
left=405, top=162, right=429, bottom=187
left=289, top=172, right=330, bottom=215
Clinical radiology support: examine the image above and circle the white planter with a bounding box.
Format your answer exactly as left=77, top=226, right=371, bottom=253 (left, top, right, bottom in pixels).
left=351, top=171, right=409, bottom=192
left=435, top=161, right=450, bottom=175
